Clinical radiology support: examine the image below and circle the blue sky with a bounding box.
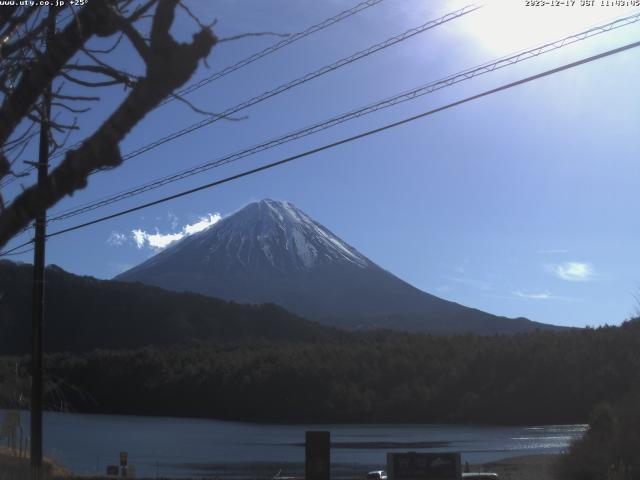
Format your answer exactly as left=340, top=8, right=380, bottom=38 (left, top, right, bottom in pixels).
left=3, top=0, right=640, bottom=328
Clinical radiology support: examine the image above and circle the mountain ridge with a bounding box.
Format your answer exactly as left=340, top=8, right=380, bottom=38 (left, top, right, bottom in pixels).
left=0, top=259, right=336, bottom=355
left=117, top=199, right=562, bottom=335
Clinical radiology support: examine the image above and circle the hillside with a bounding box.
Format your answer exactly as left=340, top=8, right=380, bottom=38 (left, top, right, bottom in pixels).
left=0, top=260, right=336, bottom=355
left=117, top=199, right=561, bottom=335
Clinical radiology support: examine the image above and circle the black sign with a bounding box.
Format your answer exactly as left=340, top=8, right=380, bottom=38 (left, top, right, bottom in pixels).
left=106, top=465, right=119, bottom=476
left=305, top=431, right=330, bottom=480
left=388, top=452, right=461, bottom=480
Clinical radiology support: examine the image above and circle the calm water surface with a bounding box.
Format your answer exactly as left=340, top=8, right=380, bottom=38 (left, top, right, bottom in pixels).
left=4, top=410, right=586, bottom=478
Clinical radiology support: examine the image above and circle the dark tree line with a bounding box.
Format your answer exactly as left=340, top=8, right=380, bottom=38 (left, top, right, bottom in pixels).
left=2, top=317, right=639, bottom=425
left=0, top=260, right=337, bottom=355
left=558, top=393, right=640, bottom=480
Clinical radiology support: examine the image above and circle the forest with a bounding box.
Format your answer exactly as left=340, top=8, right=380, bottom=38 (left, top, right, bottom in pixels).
left=1, top=317, right=639, bottom=425
left=0, top=260, right=336, bottom=355
left=559, top=392, right=640, bottom=479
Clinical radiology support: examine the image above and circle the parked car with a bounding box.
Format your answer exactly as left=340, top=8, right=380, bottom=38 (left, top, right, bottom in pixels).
left=366, top=470, right=388, bottom=480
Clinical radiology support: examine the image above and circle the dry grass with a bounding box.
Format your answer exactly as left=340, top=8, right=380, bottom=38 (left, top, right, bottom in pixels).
left=473, top=454, right=560, bottom=480
left=0, top=447, right=70, bottom=480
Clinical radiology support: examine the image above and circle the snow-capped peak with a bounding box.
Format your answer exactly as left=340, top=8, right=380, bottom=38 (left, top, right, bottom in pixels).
left=225, top=199, right=370, bottom=269
left=119, top=199, right=372, bottom=282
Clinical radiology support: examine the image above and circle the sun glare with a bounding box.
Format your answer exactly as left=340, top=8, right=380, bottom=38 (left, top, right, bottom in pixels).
left=452, top=0, right=638, bottom=54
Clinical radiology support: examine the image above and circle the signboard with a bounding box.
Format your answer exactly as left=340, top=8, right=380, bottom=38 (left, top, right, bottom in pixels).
left=120, top=451, right=128, bottom=466
left=387, top=452, right=461, bottom=480
left=305, top=431, right=330, bottom=480
left=106, top=465, right=119, bottom=476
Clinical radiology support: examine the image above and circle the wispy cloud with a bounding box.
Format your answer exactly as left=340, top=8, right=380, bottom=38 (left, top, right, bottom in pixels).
left=450, top=277, right=492, bottom=291
left=513, top=290, right=552, bottom=300
left=512, top=289, right=579, bottom=302
left=537, top=249, right=569, bottom=254
left=547, top=262, right=595, bottom=282
left=110, top=213, right=221, bottom=251
left=107, top=232, right=127, bottom=246
left=168, top=211, right=179, bottom=230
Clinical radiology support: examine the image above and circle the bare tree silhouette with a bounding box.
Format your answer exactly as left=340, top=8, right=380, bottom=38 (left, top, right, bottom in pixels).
left=0, top=0, right=218, bottom=248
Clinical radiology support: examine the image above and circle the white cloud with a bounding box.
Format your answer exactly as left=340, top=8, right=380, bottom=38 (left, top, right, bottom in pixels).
left=513, top=290, right=552, bottom=300
left=549, top=262, right=595, bottom=282
left=183, top=213, right=221, bottom=235
left=131, top=213, right=221, bottom=251
left=107, top=232, right=127, bottom=246
left=135, top=230, right=183, bottom=250
left=131, top=229, right=146, bottom=249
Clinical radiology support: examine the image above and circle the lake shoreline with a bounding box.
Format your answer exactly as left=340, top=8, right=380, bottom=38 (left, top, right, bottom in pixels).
left=0, top=448, right=561, bottom=480
left=1, top=408, right=582, bottom=478
left=0, top=406, right=590, bottom=429
left=475, top=453, right=560, bottom=480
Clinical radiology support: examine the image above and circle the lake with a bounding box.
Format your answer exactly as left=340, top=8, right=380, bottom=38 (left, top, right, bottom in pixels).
left=2, top=410, right=586, bottom=478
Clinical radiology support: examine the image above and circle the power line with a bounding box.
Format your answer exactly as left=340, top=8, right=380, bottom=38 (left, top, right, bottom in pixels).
left=1, top=3, right=477, bottom=250
left=0, top=246, right=33, bottom=256
left=46, top=10, right=640, bottom=223
left=49, top=3, right=480, bottom=169
left=167, top=0, right=388, bottom=102
left=0, top=239, right=34, bottom=257
left=3, top=37, right=639, bottom=255
left=1, top=0, right=388, bottom=189
left=39, top=4, right=484, bottom=220
left=49, top=0, right=391, bottom=161
left=21, top=38, right=638, bottom=245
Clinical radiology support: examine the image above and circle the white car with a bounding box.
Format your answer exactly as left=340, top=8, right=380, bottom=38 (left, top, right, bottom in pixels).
left=366, top=470, right=388, bottom=480
left=462, top=473, right=499, bottom=480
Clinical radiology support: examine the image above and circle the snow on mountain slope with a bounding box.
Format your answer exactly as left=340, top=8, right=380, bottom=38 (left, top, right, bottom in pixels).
left=127, top=199, right=368, bottom=275
left=116, top=199, right=561, bottom=334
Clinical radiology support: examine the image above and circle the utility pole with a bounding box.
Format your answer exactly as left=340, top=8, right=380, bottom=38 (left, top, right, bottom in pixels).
left=30, top=6, right=56, bottom=480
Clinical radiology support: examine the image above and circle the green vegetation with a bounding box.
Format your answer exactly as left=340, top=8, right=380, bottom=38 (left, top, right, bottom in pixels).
left=558, top=394, right=640, bottom=480
left=1, top=319, right=639, bottom=425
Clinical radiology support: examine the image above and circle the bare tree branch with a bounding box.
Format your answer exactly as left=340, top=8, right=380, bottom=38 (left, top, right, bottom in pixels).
left=0, top=7, right=35, bottom=42
left=51, top=102, right=91, bottom=114
left=0, top=14, right=48, bottom=58
left=115, top=14, right=152, bottom=62
left=128, top=0, right=159, bottom=23
left=217, top=31, right=290, bottom=43
left=52, top=93, right=100, bottom=102
left=178, top=2, right=216, bottom=31
left=0, top=0, right=217, bottom=248
left=0, top=2, right=117, bottom=150
left=58, top=72, right=122, bottom=88
left=83, top=32, right=124, bottom=54
left=62, top=65, right=137, bottom=87
left=169, top=92, right=246, bottom=121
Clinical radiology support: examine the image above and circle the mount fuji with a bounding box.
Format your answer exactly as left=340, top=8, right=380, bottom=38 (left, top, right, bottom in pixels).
left=116, top=199, right=559, bottom=334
